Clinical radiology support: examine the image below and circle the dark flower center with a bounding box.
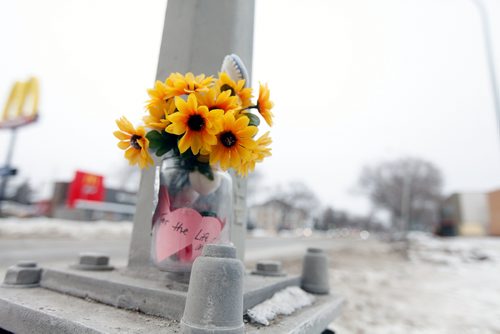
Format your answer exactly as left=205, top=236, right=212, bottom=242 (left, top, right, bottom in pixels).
left=220, top=84, right=236, bottom=96
left=186, top=83, right=198, bottom=92
left=187, top=114, right=205, bottom=131
left=130, top=135, right=142, bottom=150
left=220, top=131, right=237, bottom=148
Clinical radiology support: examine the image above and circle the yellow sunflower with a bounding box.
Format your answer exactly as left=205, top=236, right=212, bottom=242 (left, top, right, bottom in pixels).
left=209, top=112, right=257, bottom=173
left=164, top=72, right=213, bottom=98
left=143, top=97, right=176, bottom=130
left=113, top=117, right=154, bottom=168
left=216, top=72, right=252, bottom=108
left=257, top=83, right=274, bottom=127
left=254, top=131, right=272, bottom=161
left=166, top=94, right=223, bottom=155
left=146, top=80, right=169, bottom=118
left=238, top=132, right=272, bottom=176
left=196, top=87, right=240, bottom=113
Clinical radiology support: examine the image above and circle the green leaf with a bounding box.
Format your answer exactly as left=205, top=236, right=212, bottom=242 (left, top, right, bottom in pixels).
left=147, top=130, right=178, bottom=157
left=162, top=131, right=178, bottom=151
left=200, top=211, right=217, bottom=217
left=246, top=113, right=261, bottom=127
left=146, top=131, right=163, bottom=149
left=156, top=146, right=170, bottom=157
left=196, top=163, right=214, bottom=181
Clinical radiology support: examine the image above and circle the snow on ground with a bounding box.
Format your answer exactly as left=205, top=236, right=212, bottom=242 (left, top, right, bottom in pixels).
left=253, top=234, right=500, bottom=334
left=407, top=232, right=500, bottom=265
left=0, top=217, right=132, bottom=239
left=1, top=219, right=499, bottom=333
left=331, top=235, right=500, bottom=334
left=247, top=286, right=315, bottom=326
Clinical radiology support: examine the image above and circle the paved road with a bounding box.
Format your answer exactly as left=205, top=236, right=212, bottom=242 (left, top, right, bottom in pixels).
left=0, top=238, right=130, bottom=270
left=0, top=236, right=353, bottom=270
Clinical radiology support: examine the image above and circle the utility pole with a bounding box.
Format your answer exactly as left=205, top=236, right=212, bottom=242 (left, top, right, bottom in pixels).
left=470, top=0, right=500, bottom=145
left=127, top=0, right=255, bottom=269
left=0, top=78, right=39, bottom=216
left=0, top=129, right=17, bottom=216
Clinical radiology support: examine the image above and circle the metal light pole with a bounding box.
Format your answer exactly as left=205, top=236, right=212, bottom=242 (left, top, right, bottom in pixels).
left=0, top=129, right=18, bottom=215
left=127, top=0, right=255, bottom=269
left=0, top=78, right=39, bottom=216
left=470, top=0, right=500, bottom=144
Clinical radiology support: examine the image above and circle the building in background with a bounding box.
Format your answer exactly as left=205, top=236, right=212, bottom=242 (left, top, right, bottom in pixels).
left=248, top=199, right=312, bottom=232
left=442, top=193, right=489, bottom=236
left=49, top=170, right=136, bottom=221
left=487, top=190, right=500, bottom=236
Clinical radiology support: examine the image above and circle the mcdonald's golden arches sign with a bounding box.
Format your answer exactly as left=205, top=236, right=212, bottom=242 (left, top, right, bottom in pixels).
left=1, top=77, right=39, bottom=129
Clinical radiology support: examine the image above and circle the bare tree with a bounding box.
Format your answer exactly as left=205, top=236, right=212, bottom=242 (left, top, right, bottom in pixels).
left=12, top=180, right=33, bottom=204
left=359, top=157, right=443, bottom=234
left=316, top=206, right=335, bottom=231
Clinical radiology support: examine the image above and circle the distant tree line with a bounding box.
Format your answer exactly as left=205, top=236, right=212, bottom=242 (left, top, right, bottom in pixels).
left=247, top=156, right=444, bottom=235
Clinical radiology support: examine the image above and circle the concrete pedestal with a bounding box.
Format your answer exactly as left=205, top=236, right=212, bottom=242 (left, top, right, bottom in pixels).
left=36, top=265, right=302, bottom=321
left=0, top=264, right=344, bottom=334
left=0, top=282, right=344, bottom=334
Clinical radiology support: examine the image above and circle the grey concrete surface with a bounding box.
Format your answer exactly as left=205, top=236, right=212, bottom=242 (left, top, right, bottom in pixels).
left=40, top=267, right=188, bottom=321
left=35, top=264, right=301, bottom=320
left=0, top=284, right=344, bottom=334
left=0, top=287, right=178, bottom=334
left=0, top=236, right=347, bottom=333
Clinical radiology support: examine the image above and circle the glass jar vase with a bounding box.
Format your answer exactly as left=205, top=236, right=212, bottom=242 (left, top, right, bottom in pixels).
left=150, top=156, right=233, bottom=273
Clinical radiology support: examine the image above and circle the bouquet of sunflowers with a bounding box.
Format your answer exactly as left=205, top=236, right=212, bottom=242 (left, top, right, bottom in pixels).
left=114, top=56, right=273, bottom=270
left=114, top=67, right=273, bottom=179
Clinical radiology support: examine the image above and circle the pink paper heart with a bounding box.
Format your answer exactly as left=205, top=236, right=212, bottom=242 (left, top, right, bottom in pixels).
left=177, top=245, right=193, bottom=262
left=191, top=216, right=223, bottom=258
left=154, top=207, right=201, bottom=262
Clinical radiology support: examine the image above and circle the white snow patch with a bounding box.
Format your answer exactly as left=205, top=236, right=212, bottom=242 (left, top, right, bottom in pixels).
left=407, top=232, right=500, bottom=265
left=0, top=217, right=132, bottom=239
left=247, top=286, right=315, bottom=326
left=330, top=237, right=500, bottom=334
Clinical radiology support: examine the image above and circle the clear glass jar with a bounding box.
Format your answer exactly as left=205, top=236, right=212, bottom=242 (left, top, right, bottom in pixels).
left=150, top=157, right=233, bottom=273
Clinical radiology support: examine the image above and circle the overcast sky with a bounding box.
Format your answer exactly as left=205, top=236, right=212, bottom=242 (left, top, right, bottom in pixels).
left=1, top=0, right=500, bottom=214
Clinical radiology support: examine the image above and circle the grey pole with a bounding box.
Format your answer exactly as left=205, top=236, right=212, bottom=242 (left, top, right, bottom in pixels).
left=470, top=0, right=500, bottom=145
left=0, top=128, right=18, bottom=216
left=127, top=0, right=255, bottom=269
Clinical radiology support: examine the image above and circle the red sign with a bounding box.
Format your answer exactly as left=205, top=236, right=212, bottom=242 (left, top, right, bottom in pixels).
left=67, top=171, right=105, bottom=208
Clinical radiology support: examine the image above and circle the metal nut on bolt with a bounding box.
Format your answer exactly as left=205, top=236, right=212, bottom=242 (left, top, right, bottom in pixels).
left=16, top=260, right=37, bottom=268
left=251, top=260, right=286, bottom=277
left=2, top=261, right=42, bottom=288
left=70, top=253, right=114, bottom=271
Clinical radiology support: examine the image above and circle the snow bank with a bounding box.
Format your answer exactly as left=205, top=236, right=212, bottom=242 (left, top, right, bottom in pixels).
left=329, top=238, right=500, bottom=334
left=0, top=218, right=132, bottom=240
left=407, top=232, right=500, bottom=265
